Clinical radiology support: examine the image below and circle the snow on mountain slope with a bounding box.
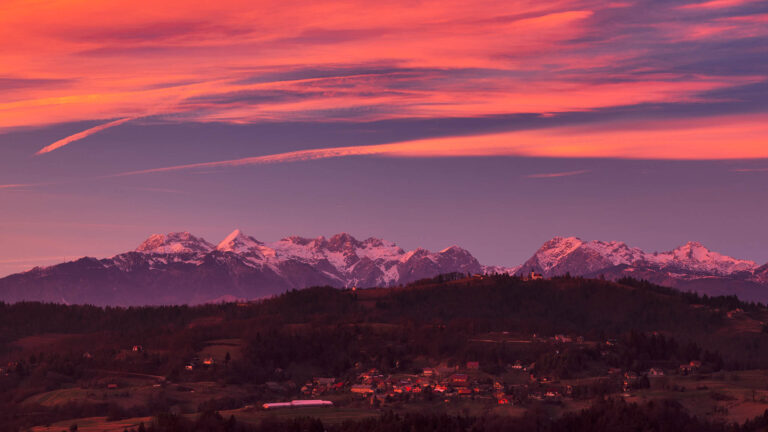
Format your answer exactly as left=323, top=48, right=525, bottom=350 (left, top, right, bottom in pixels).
left=644, top=241, right=756, bottom=275
left=2, top=230, right=766, bottom=306
left=522, top=236, right=758, bottom=278
left=114, top=230, right=483, bottom=294
left=136, top=232, right=214, bottom=255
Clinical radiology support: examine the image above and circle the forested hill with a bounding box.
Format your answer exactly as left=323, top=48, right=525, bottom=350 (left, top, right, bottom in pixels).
left=2, top=274, right=767, bottom=367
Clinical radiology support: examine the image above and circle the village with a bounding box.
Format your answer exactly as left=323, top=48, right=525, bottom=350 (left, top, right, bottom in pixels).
left=254, top=332, right=710, bottom=411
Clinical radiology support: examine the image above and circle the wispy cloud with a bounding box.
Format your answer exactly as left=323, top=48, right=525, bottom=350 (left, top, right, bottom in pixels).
left=678, top=0, right=760, bottom=10
left=0, top=0, right=764, bottom=134
left=104, top=113, right=768, bottom=178
left=731, top=167, right=768, bottom=172
left=109, top=144, right=399, bottom=177
left=526, top=169, right=590, bottom=178
left=122, top=186, right=190, bottom=194
left=0, top=0, right=763, bottom=163
left=0, top=183, right=35, bottom=190
left=36, top=117, right=138, bottom=155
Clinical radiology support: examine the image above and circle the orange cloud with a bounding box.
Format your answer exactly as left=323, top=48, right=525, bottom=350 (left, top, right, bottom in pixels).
left=1, top=0, right=766, bottom=162
left=103, top=114, right=768, bottom=178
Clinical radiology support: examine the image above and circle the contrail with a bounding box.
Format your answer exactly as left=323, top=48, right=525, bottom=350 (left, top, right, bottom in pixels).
left=526, top=169, right=590, bottom=178
left=0, top=183, right=35, bottom=189
left=109, top=143, right=402, bottom=177
left=35, top=116, right=138, bottom=155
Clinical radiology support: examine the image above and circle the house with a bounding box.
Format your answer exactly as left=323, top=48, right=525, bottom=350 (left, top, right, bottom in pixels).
left=680, top=361, right=701, bottom=375
left=544, top=391, right=562, bottom=402
left=350, top=384, right=374, bottom=394
left=524, top=270, right=544, bottom=281
left=456, top=387, right=473, bottom=396
left=623, top=372, right=639, bottom=391
left=466, top=361, right=480, bottom=370
left=449, top=373, right=469, bottom=385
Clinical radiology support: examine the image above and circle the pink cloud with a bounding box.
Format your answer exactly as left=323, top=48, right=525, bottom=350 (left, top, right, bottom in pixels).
left=678, top=0, right=760, bottom=10
left=0, top=0, right=764, bottom=161
left=103, top=113, right=768, bottom=178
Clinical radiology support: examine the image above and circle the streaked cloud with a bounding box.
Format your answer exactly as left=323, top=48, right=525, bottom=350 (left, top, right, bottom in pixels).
left=732, top=167, right=768, bottom=172
left=106, top=113, right=768, bottom=178
left=0, top=183, right=33, bottom=190
left=36, top=117, right=138, bottom=155
left=526, top=169, right=590, bottom=178
left=0, top=0, right=765, bottom=160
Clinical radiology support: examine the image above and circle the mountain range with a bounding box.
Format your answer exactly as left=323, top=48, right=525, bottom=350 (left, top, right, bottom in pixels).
left=0, top=231, right=766, bottom=305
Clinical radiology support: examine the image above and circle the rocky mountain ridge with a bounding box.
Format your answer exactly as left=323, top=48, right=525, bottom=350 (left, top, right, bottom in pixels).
left=0, top=232, right=766, bottom=305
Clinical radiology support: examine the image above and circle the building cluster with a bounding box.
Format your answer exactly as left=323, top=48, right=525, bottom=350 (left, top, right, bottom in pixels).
left=185, top=355, right=216, bottom=371
left=292, top=362, right=576, bottom=406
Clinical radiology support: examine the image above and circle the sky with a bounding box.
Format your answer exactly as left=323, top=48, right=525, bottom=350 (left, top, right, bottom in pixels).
left=0, top=0, right=767, bottom=276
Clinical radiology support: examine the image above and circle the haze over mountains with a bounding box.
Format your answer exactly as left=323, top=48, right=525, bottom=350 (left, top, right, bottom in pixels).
left=0, top=230, right=766, bottom=305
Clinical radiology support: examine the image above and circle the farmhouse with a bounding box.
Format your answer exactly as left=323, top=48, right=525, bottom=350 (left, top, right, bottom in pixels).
left=450, top=373, right=469, bottom=385
left=350, top=384, right=374, bottom=394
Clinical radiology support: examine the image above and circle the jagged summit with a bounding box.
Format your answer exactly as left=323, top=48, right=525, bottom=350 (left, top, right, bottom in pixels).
left=216, top=229, right=264, bottom=253
left=136, top=232, right=214, bottom=254
left=648, top=241, right=756, bottom=275
left=523, top=236, right=758, bottom=278
left=2, top=231, right=767, bottom=306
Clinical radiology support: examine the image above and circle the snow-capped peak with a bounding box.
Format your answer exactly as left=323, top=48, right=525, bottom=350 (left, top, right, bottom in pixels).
left=528, top=236, right=758, bottom=276
left=533, top=236, right=585, bottom=272
left=136, top=232, right=214, bottom=254
left=216, top=229, right=263, bottom=253
left=646, top=241, right=757, bottom=275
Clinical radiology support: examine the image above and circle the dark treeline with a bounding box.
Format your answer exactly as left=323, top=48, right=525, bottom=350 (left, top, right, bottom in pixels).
left=616, top=277, right=765, bottom=312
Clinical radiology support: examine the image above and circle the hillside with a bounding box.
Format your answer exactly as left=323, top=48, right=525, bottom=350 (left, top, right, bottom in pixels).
left=3, top=275, right=768, bottom=431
